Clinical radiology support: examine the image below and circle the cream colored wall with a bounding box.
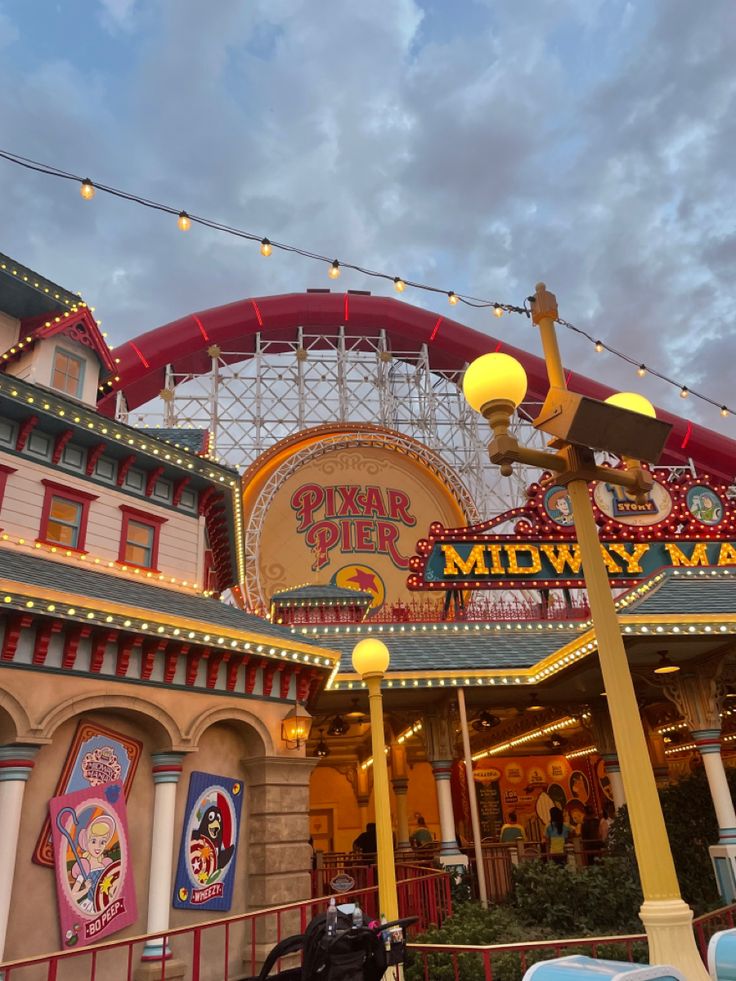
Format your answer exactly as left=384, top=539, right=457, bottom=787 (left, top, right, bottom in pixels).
left=310, top=765, right=361, bottom=853
left=0, top=311, right=19, bottom=351
left=309, top=759, right=441, bottom=853
left=5, top=337, right=101, bottom=406
left=0, top=450, right=203, bottom=584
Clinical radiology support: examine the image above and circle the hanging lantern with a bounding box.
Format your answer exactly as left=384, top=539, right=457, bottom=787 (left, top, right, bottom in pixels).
left=315, top=730, right=330, bottom=758
left=281, top=703, right=313, bottom=749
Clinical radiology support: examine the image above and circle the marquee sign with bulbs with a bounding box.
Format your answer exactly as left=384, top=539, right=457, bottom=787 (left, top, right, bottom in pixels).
left=408, top=469, right=736, bottom=591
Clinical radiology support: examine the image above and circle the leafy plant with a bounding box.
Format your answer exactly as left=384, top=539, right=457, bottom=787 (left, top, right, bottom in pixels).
left=608, top=766, right=732, bottom=913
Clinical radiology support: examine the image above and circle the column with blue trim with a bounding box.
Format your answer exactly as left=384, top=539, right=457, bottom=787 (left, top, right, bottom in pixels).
left=0, top=745, right=39, bottom=966
left=139, top=752, right=186, bottom=974
left=422, top=712, right=467, bottom=870
left=662, top=669, right=736, bottom=903
left=590, top=697, right=627, bottom=811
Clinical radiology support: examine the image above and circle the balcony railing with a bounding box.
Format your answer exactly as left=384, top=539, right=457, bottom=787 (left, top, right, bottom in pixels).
left=281, top=595, right=591, bottom=625
left=0, top=868, right=451, bottom=981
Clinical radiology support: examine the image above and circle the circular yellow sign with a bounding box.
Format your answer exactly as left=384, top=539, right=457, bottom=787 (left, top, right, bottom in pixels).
left=240, top=425, right=472, bottom=612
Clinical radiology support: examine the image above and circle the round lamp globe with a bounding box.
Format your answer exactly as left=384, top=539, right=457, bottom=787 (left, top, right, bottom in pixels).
left=352, top=638, right=390, bottom=677
left=604, top=392, right=656, bottom=418
left=463, top=352, right=528, bottom=413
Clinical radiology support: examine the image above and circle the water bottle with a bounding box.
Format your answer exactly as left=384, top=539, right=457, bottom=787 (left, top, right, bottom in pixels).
left=326, top=897, right=338, bottom=938
left=380, top=913, right=390, bottom=952
left=351, top=901, right=363, bottom=929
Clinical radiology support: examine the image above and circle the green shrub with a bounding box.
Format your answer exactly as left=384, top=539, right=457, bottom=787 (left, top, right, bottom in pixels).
left=608, top=767, right=732, bottom=913
left=511, top=857, right=642, bottom=935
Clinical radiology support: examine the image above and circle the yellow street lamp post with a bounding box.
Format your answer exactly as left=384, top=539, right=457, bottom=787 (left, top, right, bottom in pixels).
left=461, top=283, right=708, bottom=979
left=352, top=638, right=399, bottom=925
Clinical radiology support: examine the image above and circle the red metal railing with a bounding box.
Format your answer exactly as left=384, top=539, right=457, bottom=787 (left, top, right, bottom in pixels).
left=405, top=901, right=736, bottom=979
left=693, top=901, right=736, bottom=959
left=0, top=869, right=451, bottom=981
left=406, top=933, right=649, bottom=980
left=311, top=859, right=452, bottom=935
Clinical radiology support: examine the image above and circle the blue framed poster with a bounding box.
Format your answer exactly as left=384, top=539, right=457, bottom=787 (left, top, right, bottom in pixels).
left=173, top=771, right=243, bottom=911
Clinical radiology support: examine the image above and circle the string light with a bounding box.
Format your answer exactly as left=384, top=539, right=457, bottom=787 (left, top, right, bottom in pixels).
left=0, top=146, right=732, bottom=421
left=394, top=277, right=406, bottom=293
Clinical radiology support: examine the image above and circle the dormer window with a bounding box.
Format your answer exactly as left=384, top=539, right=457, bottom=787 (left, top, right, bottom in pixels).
left=51, top=347, right=85, bottom=398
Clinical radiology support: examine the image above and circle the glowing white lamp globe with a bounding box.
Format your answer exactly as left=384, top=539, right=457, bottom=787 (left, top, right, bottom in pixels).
left=462, top=353, right=528, bottom=413
left=352, top=638, right=390, bottom=677
left=604, top=392, right=656, bottom=418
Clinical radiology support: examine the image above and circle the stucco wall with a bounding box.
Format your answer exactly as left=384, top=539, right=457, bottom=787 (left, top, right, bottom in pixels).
left=0, top=662, right=311, bottom=980
left=309, top=759, right=441, bottom=855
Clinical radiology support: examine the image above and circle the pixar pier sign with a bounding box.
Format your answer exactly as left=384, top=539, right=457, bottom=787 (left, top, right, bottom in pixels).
left=408, top=472, right=736, bottom=591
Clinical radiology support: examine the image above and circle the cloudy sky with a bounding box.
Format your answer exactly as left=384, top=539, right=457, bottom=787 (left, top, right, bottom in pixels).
left=0, top=0, right=734, bottom=434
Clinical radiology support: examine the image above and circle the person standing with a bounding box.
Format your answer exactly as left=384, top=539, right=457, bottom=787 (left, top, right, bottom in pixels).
left=545, top=806, right=573, bottom=865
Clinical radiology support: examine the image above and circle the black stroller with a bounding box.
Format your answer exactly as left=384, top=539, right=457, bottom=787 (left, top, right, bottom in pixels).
left=247, top=908, right=417, bottom=981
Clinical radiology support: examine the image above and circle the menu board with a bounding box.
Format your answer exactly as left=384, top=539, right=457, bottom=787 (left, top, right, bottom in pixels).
left=474, top=778, right=503, bottom=839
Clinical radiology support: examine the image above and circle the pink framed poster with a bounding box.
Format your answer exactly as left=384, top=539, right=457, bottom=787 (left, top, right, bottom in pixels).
left=33, top=720, right=142, bottom=867
left=49, top=781, right=138, bottom=947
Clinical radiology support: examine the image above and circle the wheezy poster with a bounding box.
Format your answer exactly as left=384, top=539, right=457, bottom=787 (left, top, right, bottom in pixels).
left=173, top=771, right=243, bottom=912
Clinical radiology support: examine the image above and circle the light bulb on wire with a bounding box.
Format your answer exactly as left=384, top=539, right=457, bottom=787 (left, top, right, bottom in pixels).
left=594, top=340, right=604, bottom=353
left=177, top=211, right=191, bottom=232
left=328, top=260, right=341, bottom=280
left=637, top=365, right=647, bottom=378
left=721, top=406, right=729, bottom=418
left=394, top=277, right=405, bottom=293
left=260, top=238, right=272, bottom=257
left=448, top=291, right=459, bottom=305
left=680, top=386, right=689, bottom=399
left=493, top=305, right=503, bottom=318
left=80, top=179, right=95, bottom=201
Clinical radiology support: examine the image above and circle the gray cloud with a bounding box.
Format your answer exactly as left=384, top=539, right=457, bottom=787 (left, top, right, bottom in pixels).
left=0, top=0, right=734, bottom=435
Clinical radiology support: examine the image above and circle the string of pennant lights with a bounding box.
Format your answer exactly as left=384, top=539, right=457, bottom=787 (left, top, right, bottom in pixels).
left=0, top=147, right=732, bottom=420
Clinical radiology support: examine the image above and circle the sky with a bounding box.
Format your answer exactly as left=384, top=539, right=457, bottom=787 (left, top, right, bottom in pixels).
left=0, top=0, right=734, bottom=436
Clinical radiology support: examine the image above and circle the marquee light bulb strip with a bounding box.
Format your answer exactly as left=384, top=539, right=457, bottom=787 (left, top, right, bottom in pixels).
left=565, top=745, right=598, bottom=760
left=0, top=147, right=731, bottom=420
left=471, top=714, right=585, bottom=761
left=362, top=719, right=423, bottom=770
left=0, top=589, right=336, bottom=670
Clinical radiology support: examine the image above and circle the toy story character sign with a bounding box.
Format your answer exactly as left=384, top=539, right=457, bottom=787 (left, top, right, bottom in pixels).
left=544, top=486, right=574, bottom=527
left=49, top=781, right=137, bottom=947
left=34, top=721, right=142, bottom=867
left=687, top=486, right=724, bottom=526
left=173, top=772, right=243, bottom=912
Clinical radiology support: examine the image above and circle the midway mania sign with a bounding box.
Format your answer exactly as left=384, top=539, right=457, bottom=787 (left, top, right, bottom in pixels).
left=408, top=471, right=736, bottom=591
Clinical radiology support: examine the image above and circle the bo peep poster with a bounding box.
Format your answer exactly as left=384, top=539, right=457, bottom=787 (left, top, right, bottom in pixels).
left=49, top=781, right=137, bottom=947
